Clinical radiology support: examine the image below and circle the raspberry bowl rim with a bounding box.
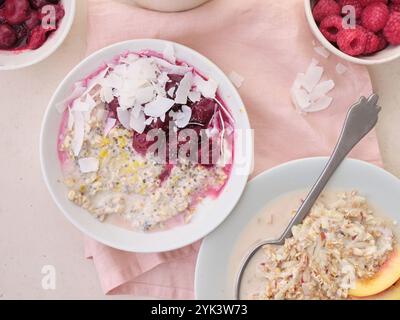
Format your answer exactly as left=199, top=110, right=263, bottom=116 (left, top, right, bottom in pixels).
left=0, top=0, right=76, bottom=71
left=305, top=0, right=400, bottom=65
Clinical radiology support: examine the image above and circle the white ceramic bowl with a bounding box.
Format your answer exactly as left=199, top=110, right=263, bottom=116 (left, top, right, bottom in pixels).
left=0, top=0, right=76, bottom=70
left=133, top=0, right=210, bottom=12
left=305, top=0, right=400, bottom=65
left=40, top=39, right=252, bottom=253
left=195, top=157, right=400, bottom=299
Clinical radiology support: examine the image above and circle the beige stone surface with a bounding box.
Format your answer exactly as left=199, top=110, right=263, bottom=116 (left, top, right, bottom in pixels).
left=0, top=0, right=399, bottom=299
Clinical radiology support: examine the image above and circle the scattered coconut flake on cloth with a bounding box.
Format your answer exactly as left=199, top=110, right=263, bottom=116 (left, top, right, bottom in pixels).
left=336, top=63, right=348, bottom=75
left=314, top=46, right=330, bottom=59
left=290, top=59, right=335, bottom=113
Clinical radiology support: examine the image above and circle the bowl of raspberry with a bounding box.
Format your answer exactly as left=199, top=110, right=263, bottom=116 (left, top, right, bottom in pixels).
left=0, top=0, right=75, bottom=70
left=305, top=0, right=400, bottom=64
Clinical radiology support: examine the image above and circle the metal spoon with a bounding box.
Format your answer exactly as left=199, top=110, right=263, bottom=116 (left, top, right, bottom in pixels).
left=234, top=94, right=381, bottom=300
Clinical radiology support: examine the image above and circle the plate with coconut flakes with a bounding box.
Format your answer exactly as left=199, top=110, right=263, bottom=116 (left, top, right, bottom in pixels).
left=40, top=39, right=252, bottom=253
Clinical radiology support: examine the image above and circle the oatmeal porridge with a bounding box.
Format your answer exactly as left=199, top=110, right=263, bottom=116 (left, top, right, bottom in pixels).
left=58, top=44, right=234, bottom=232
left=231, top=191, right=398, bottom=300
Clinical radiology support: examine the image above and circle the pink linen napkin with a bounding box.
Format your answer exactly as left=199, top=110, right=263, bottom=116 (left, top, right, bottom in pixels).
left=84, top=0, right=382, bottom=299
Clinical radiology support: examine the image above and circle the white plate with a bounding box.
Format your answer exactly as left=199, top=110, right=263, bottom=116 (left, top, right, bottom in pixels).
left=0, top=0, right=76, bottom=70
left=195, top=157, right=400, bottom=299
left=40, top=39, right=252, bottom=253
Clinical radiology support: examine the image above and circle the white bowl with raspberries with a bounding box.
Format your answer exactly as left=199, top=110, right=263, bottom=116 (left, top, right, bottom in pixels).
left=305, top=0, right=400, bottom=64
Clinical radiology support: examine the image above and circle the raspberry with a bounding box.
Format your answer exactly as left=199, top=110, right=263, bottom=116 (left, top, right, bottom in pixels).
left=0, top=23, right=17, bottom=48
left=364, top=31, right=380, bottom=54
left=337, top=27, right=368, bottom=56
left=313, top=0, right=340, bottom=23
left=383, top=11, right=400, bottom=45
left=320, top=15, right=344, bottom=42
left=377, top=32, right=388, bottom=50
left=389, top=3, right=400, bottom=12
left=360, top=0, right=388, bottom=6
left=339, top=0, right=363, bottom=18
left=361, top=2, right=389, bottom=32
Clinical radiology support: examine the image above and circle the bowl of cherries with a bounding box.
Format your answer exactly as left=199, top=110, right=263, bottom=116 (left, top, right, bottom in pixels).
left=305, top=0, right=400, bottom=65
left=0, top=0, right=75, bottom=70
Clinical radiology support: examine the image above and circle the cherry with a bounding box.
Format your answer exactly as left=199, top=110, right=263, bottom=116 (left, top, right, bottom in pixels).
left=132, top=132, right=155, bottom=155
left=2, top=0, right=30, bottom=25
left=165, top=74, right=183, bottom=93
left=106, top=98, right=119, bottom=119
left=24, top=9, right=40, bottom=29
left=29, top=0, right=59, bottom=9
left=27, top=25, right=47, bottom=49
left=13, top=23, right=27, bottom=42
left=190, top=98, right=216, bottom=125
left=0, top=23, right=17, bottom=48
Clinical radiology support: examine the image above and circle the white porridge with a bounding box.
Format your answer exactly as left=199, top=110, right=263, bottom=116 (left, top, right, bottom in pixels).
left=57, top=45, right=234, bottom=232
left=231, top=190, right=398, bottom=300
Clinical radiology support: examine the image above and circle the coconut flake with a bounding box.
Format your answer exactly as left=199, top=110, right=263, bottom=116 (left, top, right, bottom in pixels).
left=55, top=82, right=87, bottom=113
left=144, top=96, right=175, bottom=117
left=120, top=53, right=139, bottom=65
left=302, top=61, right=324, bottom=93
left=314, top=46, right=330, bottom=59
left=151, top=57, right=191, bottom=75
left=336, top=63, right=348, bottom=75
left=175, top=72, right=193, bottom=104
left=309, top=80, right=335, bottom=102
left=135, top=86, right=155, bottom=105
left=78, top=157, right=99, bottom=173
left=176, top=105, right=192, bottom=128
left=193, top=75, right=218, bottom=99
left=228, top=71, right=244, bottom=88
left=306, top=96, right=333, bottom=112
left=130, top=109, right=146, bottom=133
left=71, top=110, right=85, bottom=157
left=117, top=108, right=131, bottom=129
left=131, top=104, right=142, bottom=118
left=291, top=87, right=311, bottom=110
left=188, top=90, right=201, bottom=102
left=163, top=43, right=176, bottom=64
left=104, top=118, right=116, bottom=136
left=100, top=86, right=114, bottom=103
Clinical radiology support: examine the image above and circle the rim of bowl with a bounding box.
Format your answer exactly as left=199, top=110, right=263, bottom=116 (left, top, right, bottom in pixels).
left=304, top=0, right=400, bottom=65
left=40, top=38, right=253, bottom=253
left=0, top=0, right=76, bottom=71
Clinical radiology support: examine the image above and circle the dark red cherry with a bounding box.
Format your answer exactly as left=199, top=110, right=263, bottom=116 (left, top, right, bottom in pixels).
left=0, top=23, right=17, bottom=49
left=132, top=132, right=154, bottom=155
left=29, top=0, right=59, bottom=9
left=190, top=98, right=216, bottom=125
left=2, top=0, right=30, bottom=25
left=25, top=9, right=40, bottom=29
left=27, top=25, right=47, bottom=49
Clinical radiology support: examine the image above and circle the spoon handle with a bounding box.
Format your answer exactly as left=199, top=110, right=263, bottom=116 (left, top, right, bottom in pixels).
left=278, top=94, right=381, bottom=242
